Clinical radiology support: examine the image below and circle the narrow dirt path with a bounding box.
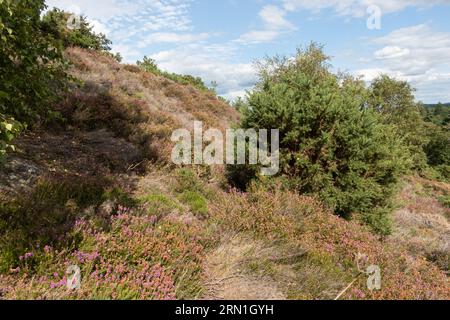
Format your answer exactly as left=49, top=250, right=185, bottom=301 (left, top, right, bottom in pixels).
left=202, top=235, right=286, bottom=300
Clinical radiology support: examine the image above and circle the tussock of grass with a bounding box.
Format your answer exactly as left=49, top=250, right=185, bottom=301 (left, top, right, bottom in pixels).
left=178, top=191, right=208, bottom=218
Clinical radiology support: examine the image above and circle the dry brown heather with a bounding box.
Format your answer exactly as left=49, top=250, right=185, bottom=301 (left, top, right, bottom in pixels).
left=61, top=47, right=240, bottom=162
left=0, top=48, right=448, bottom=300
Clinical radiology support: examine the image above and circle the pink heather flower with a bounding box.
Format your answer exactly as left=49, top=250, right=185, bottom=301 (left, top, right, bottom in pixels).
left=22, top=252, right=34, bottom=260
left=10, top=267, right=20, bottom=274
left=53, top=272, right=59, bottom=278
left=149, top=215, right=158, bottom=225
left=44, top=245, right=52, bottom=253
left=50, top=278, right=66, bottom=289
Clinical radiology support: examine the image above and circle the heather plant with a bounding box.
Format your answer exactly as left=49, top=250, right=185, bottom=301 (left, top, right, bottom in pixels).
left=0, top=178, right=136, bottom=273
left=2, top=207, right=209, bottom=300
left=235, top=44, right=410, bottom=234
left=210, top=184, right=450, bottom=299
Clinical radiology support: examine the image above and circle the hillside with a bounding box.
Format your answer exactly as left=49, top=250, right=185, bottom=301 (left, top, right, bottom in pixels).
left=0, top=49, right=448, bottom=300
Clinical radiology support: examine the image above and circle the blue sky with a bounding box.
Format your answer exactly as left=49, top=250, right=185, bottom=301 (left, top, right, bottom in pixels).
left=46, top=0, right=450, bottom=103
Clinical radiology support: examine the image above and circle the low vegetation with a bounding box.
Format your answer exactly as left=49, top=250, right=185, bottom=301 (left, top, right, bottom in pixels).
left=137, top=56, right=216, bottom=94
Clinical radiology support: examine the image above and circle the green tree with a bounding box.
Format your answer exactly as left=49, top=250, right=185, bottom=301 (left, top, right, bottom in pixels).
left=368, top=75, right=429, bottom=170
left=137, top=56, right=160, bottom=74
left=236, top=44, right=410, bottom=234
left=41, top=8, right=112, bottom=51
left=0, top=0, right=67, bottom=160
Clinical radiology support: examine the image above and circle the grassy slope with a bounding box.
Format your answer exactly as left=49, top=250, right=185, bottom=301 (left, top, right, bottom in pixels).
left=0, top=49, right=448, bottom=300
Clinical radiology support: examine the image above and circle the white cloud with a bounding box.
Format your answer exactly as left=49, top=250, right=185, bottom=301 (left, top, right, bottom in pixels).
left=45, top=0, right=142, bottom=21
left=237, top=30, right=281, bottom=44
left=46, top=0, right=195, bottom=61
left=374, top=46, right=410, bottom=59
left=137, top=32, right=209, bottom=48
left=259, top=5, right=295, bottom=30
left=371, top=24, right=450, bottom=76
left=358, top=24, right=450, bottom=102
left=355, top=67, right=400, bottom=81
left=111, top=44, right=141, bottom=63
left=86, top=18, right=110, bottom=35
left=237, top=4, right=296, bottom=44
left=282, top=0, right=450, bottom=18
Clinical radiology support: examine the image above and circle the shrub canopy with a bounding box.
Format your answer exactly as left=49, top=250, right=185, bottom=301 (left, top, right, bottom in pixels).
left=42, top=8, right=112, bottom=52
left=238, top=44, right=411, bottom=234
left=0, top=0, right=67, bottom=160
left=368, top=75, right=429, bottom=169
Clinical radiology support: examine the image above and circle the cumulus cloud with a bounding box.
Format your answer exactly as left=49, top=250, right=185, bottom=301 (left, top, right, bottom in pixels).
left=357, top=24, right=450, bottom=102
left=259, top=5, right=295, bottom=30
left=46, top=1, right=450, bottom=102
left=374, top=46, right=410, bottom=59
left=237, top=4, right=296, bottom=44
left=371, top=24, right=450, bottom=76
left=236, top=30, right=281, bottom=44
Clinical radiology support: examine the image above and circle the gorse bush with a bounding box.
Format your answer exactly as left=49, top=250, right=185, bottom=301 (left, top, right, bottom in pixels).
left=234, top=44, right=410, bottom=234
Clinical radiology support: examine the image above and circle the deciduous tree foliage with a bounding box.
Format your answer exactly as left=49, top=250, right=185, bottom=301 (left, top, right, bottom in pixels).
left=368, top=75, right=429, bottom=170
left=41, top=8, right=112, bottom=52
left=0, top=0, right=67, bottom=159
left=236, top=44, right=410, bottom=234
left=0, top=2, right=120, bottom=161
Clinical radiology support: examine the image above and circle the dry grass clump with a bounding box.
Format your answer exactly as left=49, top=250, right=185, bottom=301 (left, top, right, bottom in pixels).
left=204, top=234, right=286, bottom=300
